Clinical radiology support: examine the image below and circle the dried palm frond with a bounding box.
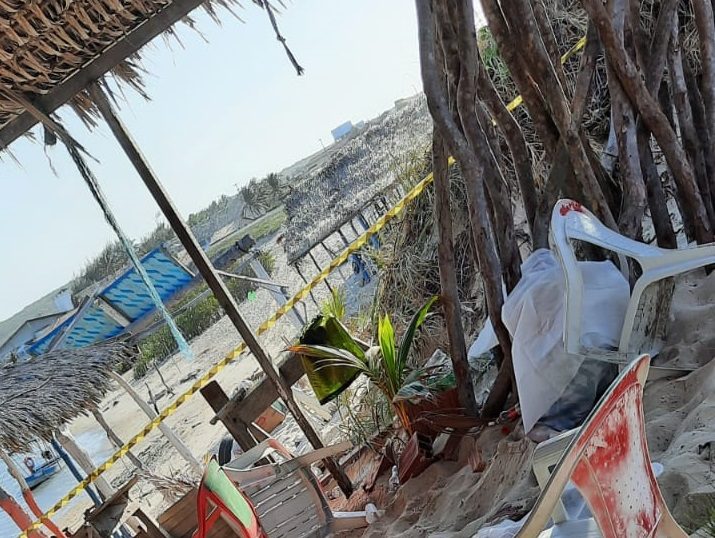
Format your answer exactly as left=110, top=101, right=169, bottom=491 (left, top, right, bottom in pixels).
left=0, top=341, right=137, bottom=454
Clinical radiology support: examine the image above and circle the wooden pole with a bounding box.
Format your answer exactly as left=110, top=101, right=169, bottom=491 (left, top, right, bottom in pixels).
left=91, top=410, right=145, bottom=470
left=0, top=486, right=49, bottom=538
left=307, top=250, right=334, bottom=294
left=50, top=439, right=102, bottom=507
left=0, top=451, right=67, bottom=538
left=200, top=381, right=258, bottom=452
left=90, top=82, right=352, bottom=497
left=55, top=429, right=114, bottom=500
left=109, top=372, right=202, bottom=476
left=294, top=262, right=320, bottom=307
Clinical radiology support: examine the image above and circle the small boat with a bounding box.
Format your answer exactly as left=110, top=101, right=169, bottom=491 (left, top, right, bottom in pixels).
left=23, top=447, right=63, bottom=490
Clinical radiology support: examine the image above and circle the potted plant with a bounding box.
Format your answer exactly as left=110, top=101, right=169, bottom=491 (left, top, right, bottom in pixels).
left=290, top=296, right=448, bottom=434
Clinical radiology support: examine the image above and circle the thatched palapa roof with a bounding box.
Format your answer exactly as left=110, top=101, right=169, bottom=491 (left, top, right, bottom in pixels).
left=283, top=94, right=432, bottom=263
left=0, top=341, right=137, bottom=453
left=0, top=0, right=299, bottom=149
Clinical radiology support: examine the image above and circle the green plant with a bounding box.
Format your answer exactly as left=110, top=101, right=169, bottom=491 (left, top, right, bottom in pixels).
left=290, top=296, right=439, bottom=433
left=257, top=250, right=276, bottom=276
left=321, top=288, right=346, bottom=320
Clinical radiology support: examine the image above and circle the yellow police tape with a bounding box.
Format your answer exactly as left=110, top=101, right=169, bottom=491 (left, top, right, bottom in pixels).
left=18, top=162, right=442, bottom=537
left=20, top=34, right=588, bottom=537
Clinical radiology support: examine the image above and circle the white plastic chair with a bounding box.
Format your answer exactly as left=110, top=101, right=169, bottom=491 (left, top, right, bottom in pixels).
left=550, top=199, right=715, bottom=366
left=222, top=439, right=373, bottom=538
left=518, top=355, right=687, bottom=537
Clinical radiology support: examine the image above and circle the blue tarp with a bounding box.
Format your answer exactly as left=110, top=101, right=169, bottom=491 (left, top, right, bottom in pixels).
left=29, top=248, right=193, bottom=354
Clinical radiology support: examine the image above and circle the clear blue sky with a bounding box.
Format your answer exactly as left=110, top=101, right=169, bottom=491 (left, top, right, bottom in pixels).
left=0, top=0, right=426, bottom=321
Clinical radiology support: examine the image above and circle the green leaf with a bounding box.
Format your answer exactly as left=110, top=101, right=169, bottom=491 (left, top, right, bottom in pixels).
left=287, top=344, right=359, bottom=363
left=378, top=315, right=397, bottom=393
left=397, top=296, right=438, bottom=373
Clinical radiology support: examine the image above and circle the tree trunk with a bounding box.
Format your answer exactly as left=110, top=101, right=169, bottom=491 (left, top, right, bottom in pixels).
left=416, top=0, right=515, bottom=415
left=432, top=130, right=478, bottom=416
left=692, top=0, right=715, bottom=153
left=480, top=0, right=560, bottom=156
left=531, top=0, right=570, bottom=94
left=582, top=0, right=714, bottom=245
left=668, top=18, right=715, bottom=226
left=499, top=0, right=618, bottom=231
left=684, top=59, right=715, bottom=209
left=607, top=0, right=647, bottom=239
left=477, top=53, right=538, bottom=244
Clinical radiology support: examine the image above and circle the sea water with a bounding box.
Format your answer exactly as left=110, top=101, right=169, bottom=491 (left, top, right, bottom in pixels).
left=0, top=425, right=115, bottom=536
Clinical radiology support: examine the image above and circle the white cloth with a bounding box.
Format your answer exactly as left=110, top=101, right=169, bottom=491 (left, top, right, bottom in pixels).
left=468, top=249, right=630, bottom=432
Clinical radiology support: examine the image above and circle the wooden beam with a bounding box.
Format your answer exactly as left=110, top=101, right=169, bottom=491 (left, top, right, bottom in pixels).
left=110, top=372, right=203, bottom=476
left=55, top=430, right=114, bottom=500
left=89, top=82, right=353, bottom=498
left=94, top=297, right=132, bottom=327
left=213, top=352, right=306, bottom=425
left=0, top=0, right=215, bottom=149
left=200, top=381, right=258, bottom=453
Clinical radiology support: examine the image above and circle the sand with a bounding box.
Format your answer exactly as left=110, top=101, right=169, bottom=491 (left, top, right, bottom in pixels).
left=46, top=246, right=715, bottom=537
left=348, top=269, right=715, bottom=537
left=49, top=227, right=376, bottom=532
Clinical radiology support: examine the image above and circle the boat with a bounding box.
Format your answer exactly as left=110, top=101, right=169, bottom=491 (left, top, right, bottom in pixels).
left=23, top=446, right=63, bottom=490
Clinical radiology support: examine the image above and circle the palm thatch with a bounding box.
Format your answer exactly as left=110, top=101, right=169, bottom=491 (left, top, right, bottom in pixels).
left=0, top=0, right=300, bottom=142
left=0, top=341, right=137, bottom=454
left=283, top=94, right=432, bottom=262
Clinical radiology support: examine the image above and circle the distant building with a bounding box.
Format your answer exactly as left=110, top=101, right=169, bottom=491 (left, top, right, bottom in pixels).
left=0, top=289, right=74, bottom=360
left=331, top=121, right=354, bottom=142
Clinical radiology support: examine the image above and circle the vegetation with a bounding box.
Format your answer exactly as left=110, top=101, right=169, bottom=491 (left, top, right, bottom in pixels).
left=133, top=253, right=275, bottom=379
left=321, top=288, right=347, bottom=320
left=290, top=296, right=442, bottom=433
left=206, top=206, right=287, bottom=258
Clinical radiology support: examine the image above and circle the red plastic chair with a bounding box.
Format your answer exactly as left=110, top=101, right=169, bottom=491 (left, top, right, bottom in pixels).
left=195, top=458, right=267, bottom=538
left=518, top=355, right=687, bottom=537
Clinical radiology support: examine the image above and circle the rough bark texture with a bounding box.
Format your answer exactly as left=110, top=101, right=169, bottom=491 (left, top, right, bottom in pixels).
left=669, top=18, right=715, bottom=226
left=417, top=0, right=514, bottom=417
left=582, top=0, right=714, bottom=244
left=477, top=54, right=538, bottom=244
left=608, top=0, right=647, bottom=239
left=433, top=130, right=479, bottom=416
left=692, top=0, right=715, bottom=155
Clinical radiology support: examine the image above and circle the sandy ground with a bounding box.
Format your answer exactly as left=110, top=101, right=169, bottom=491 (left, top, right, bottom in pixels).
left=347, top=270, right=715, bottom=537
left=48, top=237, right=715, bottom=537
left=53, top=226, right=377, bottom=532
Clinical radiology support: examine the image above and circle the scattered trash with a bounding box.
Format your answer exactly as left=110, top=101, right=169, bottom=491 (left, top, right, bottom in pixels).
left=388, top=465, right=400, bottom=493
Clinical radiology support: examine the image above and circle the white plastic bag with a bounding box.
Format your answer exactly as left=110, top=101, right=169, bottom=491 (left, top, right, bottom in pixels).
left=468, top=249, right=629, bottom=432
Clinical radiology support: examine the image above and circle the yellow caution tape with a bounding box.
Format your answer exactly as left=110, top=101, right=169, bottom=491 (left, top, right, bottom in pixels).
left=18, top=163, right=441, bottom=538
left=20, top=33, right=589, bottom=538
left=503, top=36, right=587, bottom=113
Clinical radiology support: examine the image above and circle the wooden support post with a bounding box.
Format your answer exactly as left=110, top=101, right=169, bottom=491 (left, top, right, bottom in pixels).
left=0, top=451, right=67, bottom=538
left=308, top=250, right=334, bottom=294
left=293, top=262, right=320, bottom=307
left=55, top=429, right=114, bottom=500
left=110, top=372, right=203, bottom=476
left=337, top=228, right=350, bottom=248
left=90, top=83, right=352, bottom=498
left=248, top=258, right=304, bottom=329
left=320, top=241, right=348, bottom=283
left=200, top=381, right=258, bottom=452
left=91, top=410, right=145, bottom=470
left=51, top=439, right=102, bottom=507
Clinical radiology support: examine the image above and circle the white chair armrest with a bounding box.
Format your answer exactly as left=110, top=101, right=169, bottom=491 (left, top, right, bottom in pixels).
left=532, top=429, right=579, bottom=524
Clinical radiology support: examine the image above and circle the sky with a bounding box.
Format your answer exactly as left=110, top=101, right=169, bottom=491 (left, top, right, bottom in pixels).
left=0, top=0, right=425, bottom=321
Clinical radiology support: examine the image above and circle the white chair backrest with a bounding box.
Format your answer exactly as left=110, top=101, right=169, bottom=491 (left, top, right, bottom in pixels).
left=224, top=440, right=330, bottom=538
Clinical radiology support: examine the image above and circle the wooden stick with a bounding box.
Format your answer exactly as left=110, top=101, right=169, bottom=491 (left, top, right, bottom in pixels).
left=90, top=82, right=352, bottom=497
left=110, top=372, right=202, bottom=476
left=0, top=451, right=67, bottom=538
left=91, top=410, right=145, bottom=470
left=55, top=429, right=114, bottom=499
